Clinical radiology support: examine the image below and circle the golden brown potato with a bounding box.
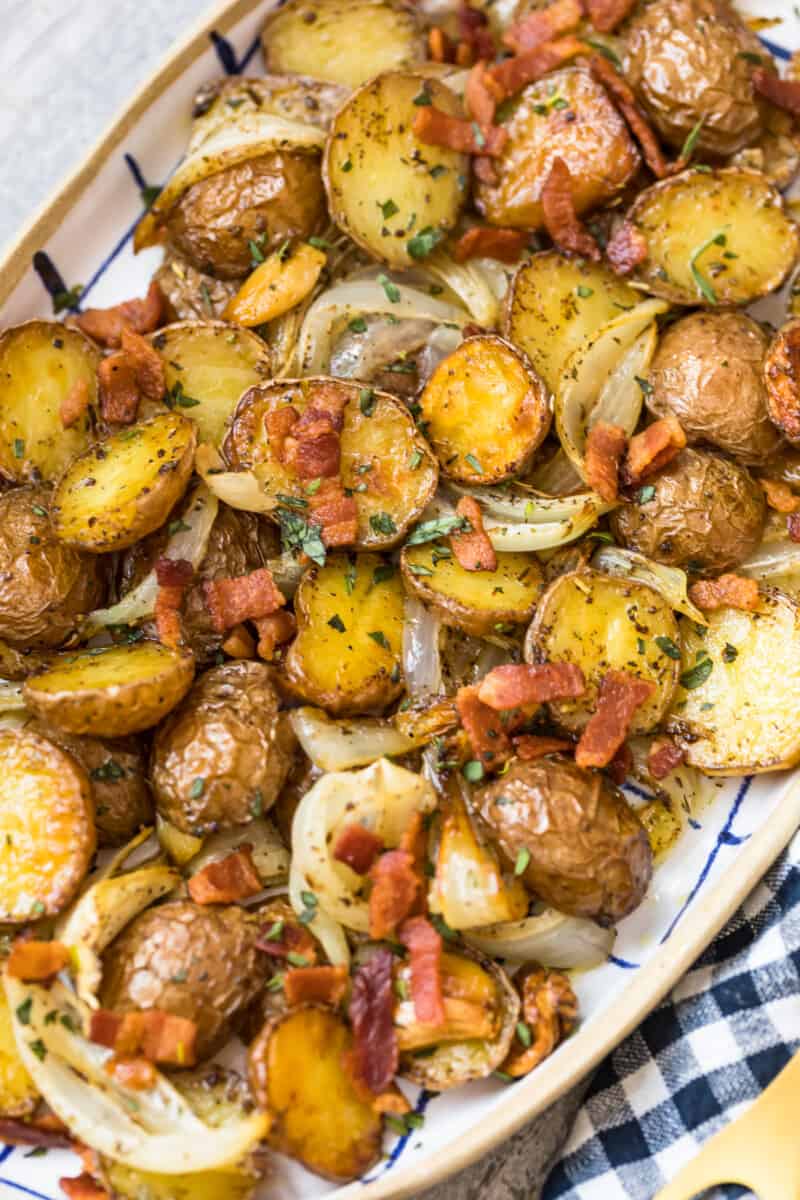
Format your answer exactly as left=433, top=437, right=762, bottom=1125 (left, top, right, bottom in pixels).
left=190, top=75, right=348, bottom=140
left=0, top=321, right=99, bottom=484
left=474, top=66, right=639, bottom=230
left=0, top=485, right=106, bottom=648
left=478, top=757, right=652, bottom=925
left=647, top=312, right=781, bottom=464
left=248, top=1005, right=383, bottom=1182
left=283, top=553, right=405, bottom=716
left=51, top=412, right=197, bottom=553
left=166, top=152, right=326, bottom=280
left=417, top=336, right=550, bottom=484
left=401, top=543, right=542, bottom=637
left=763, top=317, right=800, bottom=444
left=154, top=249, right=239, bottom=322
left=100, top=900, right=269, bottom=1061
left=610, top=449, right=766, bottom=575
left=151, top=661, right=296, bottom=836
left=224, top=377, right=438, bottom=549
left=23, top=641, right=195, bottom=737
left=525, top=569, right=680, bottom=734
left=0, top=990, right=38, bottom=1117
left=0, top=727, right=95, bottom=921
left=624, top=0, right=766, bottom=155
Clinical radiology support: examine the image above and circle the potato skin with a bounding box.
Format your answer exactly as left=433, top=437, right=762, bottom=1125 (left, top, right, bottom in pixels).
left=100, top=900, right=269, bottom=1060
left=151, top=661, right=296, bottom=835
left=624, top=0, right=765, bottom=155
left=154, top=250, right=238, bottom=322
left=0, top=486, right=106, bottom=648
left=647, top=312, right=781, bottom=465
left=478, top=757, right=652, bottom=925
left=610, top=448, right=766, bottom=574
left=166, top=152, right=326, bottom=279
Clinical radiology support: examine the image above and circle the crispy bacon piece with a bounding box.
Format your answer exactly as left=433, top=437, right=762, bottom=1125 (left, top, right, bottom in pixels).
left=585, top=421, right=627, bottom=502
left=97, top=352, right=140, bottom=425
left=789, top=511, right=800, bottom=543
left=368, top=849, right=420, bottom=940
left=332, top=823, right=385, bottom=875
left=513, top=734, right=573, bottom=760
left=0, top=1118, right=71, bottom=1150
left=588, top=55, right=670, bottom=178
left=453, top=226, right=529, bottom=264
left=398, top=917, right=445, bottom=1028
left=120, top=327, right=165, bottom=403
left=372, top=1088, right=411, bottom=1115
left=541, top=157, right=602, bottom=261
left=760, top=477, right=800, bottom=513
left=7, top=939, right=70, bottom=981
left=428, top=26, right=455, bottom=63
left=281, top=385, right=347, bottom=480
left=76, top=280, right=164, bottom=348
left=60, top=378, right=90, bottom=429
left=501, top=965, right=577, bottom=1077
left=465, top=60, right=501, bottom=128
left=106, top=1057, right=158, bottom=1090
left=450, top=495, right=497, bottom=572
left=221, top=623, right=256, bottom=658
left=154, top=556, right=193, bottom=649
left=458, top=1, right=496, bottom=59
left=477, top=662, right=586, bottom=709
left=753, top=67, right=800, bottom=116
left=489, top=36, right=586, bottom=98
left=349, top=948, right=398, bottom=1094
left=583, top=0, right=637, bottom=32
left=413, top=106, right=507, bottom=156
left=307, top=478, right=359, bottom=547
left=504, top=0, right=582, bottom=51
left=647, top=736, right=686, bottom=780
left=456, top=683, right=512, bottom=768
left=89, top=1009, right=197, bottom=1067
left=688, top=573, right=760, bottom=613
left=256, top=917, right=317, bottom=963
left=60, top=1173, right=110, bottom=1200
left=575, top=669, right=655, bottom=768
left=188, top=846, right=262, bottom=904
left=606, top=221, right=648, bottom=275
left=284, top=964, right=349, bottom=1007
left=607, top=740, right=633, bottom=785
left=622, top=415, right=686, bottom=486
left=204, top=567, right=285, bottom=633
left=265, top=405, right=300, bottom=462
left=253, top=610, right=296, bottom=660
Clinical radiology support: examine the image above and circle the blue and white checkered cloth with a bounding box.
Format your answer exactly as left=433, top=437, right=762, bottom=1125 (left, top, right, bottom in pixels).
left=543, top=829, right=800, bottom=1199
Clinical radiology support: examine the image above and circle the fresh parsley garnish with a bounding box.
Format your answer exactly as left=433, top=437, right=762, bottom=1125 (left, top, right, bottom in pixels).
left=378, top=273, right=401, bottom=303
left=369, top=512, right=397, bottom=536
left=689, top=226, right=729, bottom=305
left=680, top=656, right=713, bottom=690
left=655, top=635, right=681, bottom=660
left=407, top=226, right=443, bottom=260
left=406, top=515, right=469, bottom=545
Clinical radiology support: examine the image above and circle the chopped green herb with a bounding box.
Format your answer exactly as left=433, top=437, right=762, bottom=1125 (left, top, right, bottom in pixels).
left=406, top=514, right=468, bottom=545
left=514, top=847, right=531, bottom=876
left=378, top=273, right=401, bottom=303
left=24, top=1148, right=47, bottom=1159
left=277, top=510, right=326, bottom=566
left=305, top=478, right=322, bottom=495
left=287, top=952, right=310, bottom=967
left=359, top=388, right=376, bottom=416
left=430, top=913, right=458, bottom=941
left=738, top=49, right=763, bottom=63
left=635, top=375, right=654, bottom=397
left=248, top=238, right=266, bottom=266
left=722, top=642, right=738, bottom=663
left=298, top=892, right=318, bottom=925
left=471, top=121, right=486, bottom=148
left=370, top=512, right=397, bottom=536
left=655, top=635, right=681, bottom=660
left=407, top=226, right=444, bottom=260
left=348, top=316, right=368, bottom=333
left=516, top=1021, right=532, bottom=1048
left=12, top=439, right=24, bottom=459
left=168, top=518, right=192, bottom=535
left=15, top=998, right=32, bottom=1026
left=372, top=563, right=396, bottom=586
left=90, top=759, right=125, bottom=782
left=266, top=973, right=285, bottom=992
left=463, top=759, right=484, bottom=783
left=408, top=448, right=423, bottom=470
left=379, top=199, right=399, bottom=220
left=413, top=88, right=432, bottom=106
left=584, top=38, right=622, bottom=68
left=29, top=1039, right=47, bottom=1062
left=680, top=657, right=713, bottom=690
left=251, top=790, right=264, bottom=818
left=52, top=284, right=83, bottom=314
left=308, top=236, right=332, bottom=250
left=344, top=562, right=357, bottom=595
left=166, top=380, right=201, bottom=408
left=341, top=157, right=353, bottom=172
left=276, top=492, right=309, bottom=510
left=429, top=164, right=447, bottom=179
left=276, top=239, right=292, bottom=262
left=189, top=777, right=205, bottom=799
left=31, top=504, right=48, bottom=518
left=368, top=630, right=391, bottom=650
left=689, top=226, right=729, bottom=305
left=679, top=117, right=705, bottom=162
left=636, top=485, right=656, bottom=504
left=394, top=977, right=410, bottom=1001
left=328, top=614, right=346, bottom=632
left=264, top=920, right=285, bottom=942
left=465, top=452, right=484, bottom=474
left=576, top=285, right=594, bottom=298
left=408, top=563, right=433, bottom=577
left=31, top=900, right=46, bottom=916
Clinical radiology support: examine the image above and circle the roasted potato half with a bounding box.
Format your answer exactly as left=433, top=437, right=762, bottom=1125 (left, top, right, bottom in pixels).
left=525, top=569, right=680, bottom=734
left=627, top=168, right=799, bottom=307
left=763, top=318, right=800, bottom=444
left=0, top=727, right=95, bottom=921
left=51, top=412, right=197, bottom=552
left=0, top=485, right=106, bottom=649
left=0, top=989, right=38, bottom=1116
left=262, top=0, right=425, bottom=88
left=324, top=72, right=468, bottom=269
left=284, top=553, right=404, bottom=715
left=402, top=543, right=542, bottom=637
left=668, top=589, right=800, bottom=774
left=225, top=377, right=438, bottom=548
left=474, top=66, right=639, bottom=230
left=0, top=321, right=99, bottom=484
left=150, top=321, right=272, bottom=446
left=23, top=641, right=195, bottom=737
left=504, top=252, right=639, bottom=396
left=249, top=1005, right=383, bottom=1182
left=417, top=336, right=550, bottom=484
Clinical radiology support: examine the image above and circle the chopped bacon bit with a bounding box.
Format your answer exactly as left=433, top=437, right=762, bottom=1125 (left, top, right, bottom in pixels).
left=284, top=964, right=349, bottom=1007
left=332, top=823, right=385, bottom=875
left=154, top=557, right=193, bottom=590
left=477, top=662, right=586, bottom=710
left=154, top=556, right=193, bottom=650
left=221, top=623, right=255, bottom=659
left=789, top=511, right=800, bottom=543
left=204, top=567, right=285, bottom=633
left=584, top=0, right=637, bottom=32
left=501, top=965, right=577, bottom=1077
left=575, top=670, right=655, bottom=769
left=89, top=1009, right=197, bottom=1067
left=349, top=948, right=398, bottom=1094
left=456, top=683, right=512, bottom=767
left=489, top=36, right=586, bottom=98
left=369, top=849, right=420, bottom=940
left=466, top=61, right=500, bottom=128
left=307, top=478, right=359, bottom=547
left=541, top=157, right=602, bottom=261
left=413, top=106, right=508, bottom=156
left=105, top=1057, right=158, bottom=1091
left=97, top=352, right=140, bottom=425
left=265, top=405, right=300, bottom=462
left=76, top=280, right=164, bottom=348
left=372, top=1088, right=411, bottom=1115
left=504, top=0, right=582, bottom=51
left=753, top=67, right=800, bottom=116
left=7, top=940, right=70, bottom=981
left=60, top=378, right=90, bottom=429
left=647, top=736, right=686, bottom=780
left=458, top=1, right=496, bottom=59
left=59, top=1173, right=110, bottom=1200
left=0, top=1118, right=71, bottom=1150
left=607, top=740, right=633, bottom=785
left=585, top=421, right=627, bottom=502
left=188, top=846, right=262, bottom=904
left=588, top=54, right=670, bottom=178
left=606, top=221, right=648, bottom=275
left=284, top=421, right=341, bottom=479
left=398, top=917, right=445, bottom=1028
left=398, top=810, right=427, bottom=872
left=120, top=327, right=165, bottom=403
left=254, top=610, right=296, bottom=660
left=513, top=734, right=573, bottom=760
left=688, top=573, right=760, bottom=613
left=451, top=495, right=497, bottom=572
left=453, top=226, right=529, bottom=264
left=256, top=918, right=317, bottom=963
left=428, top=26, right=455, bottom=63
left=760, top=477, right=800, bottom=513
left=622, top=416, right=686, bottom=486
